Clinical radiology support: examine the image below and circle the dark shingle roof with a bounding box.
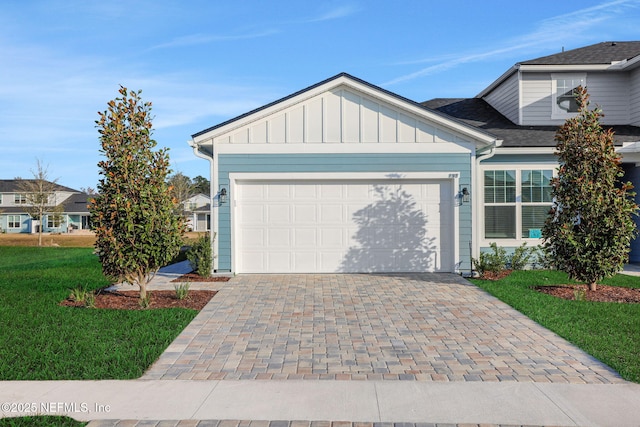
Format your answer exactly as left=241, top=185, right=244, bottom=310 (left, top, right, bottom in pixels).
left=0, top=179, right=79, bottom=193
left=422, top=98, right=640, bottom=148
left=61, top=193, right=91, bottom=213
left=520, top=41, right=640, bottom=66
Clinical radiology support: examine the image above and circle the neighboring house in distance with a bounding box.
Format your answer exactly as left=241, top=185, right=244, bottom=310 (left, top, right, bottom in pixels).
left=0, top=179, right=91, bottom=234
left=183, top=194, right=210, bottom=232
left=189, top=41, right=640, bottom=274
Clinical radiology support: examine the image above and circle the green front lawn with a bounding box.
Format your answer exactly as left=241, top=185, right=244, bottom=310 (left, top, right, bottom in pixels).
left=470, top=270, right=640, bottom=383
left=0, top=246, right=199, bottom=380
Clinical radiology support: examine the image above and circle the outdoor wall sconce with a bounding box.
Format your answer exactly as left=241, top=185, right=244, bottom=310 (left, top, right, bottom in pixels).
left=461, top=187, right=470, bottom=203
left=219, top=187, right=228, bottom=204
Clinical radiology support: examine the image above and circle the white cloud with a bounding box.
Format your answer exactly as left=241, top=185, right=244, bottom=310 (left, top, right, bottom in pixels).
left=151, top=29, right=280, bottom=50
left=303, top=4, right=360, bottom=22
left=384, top=0, right=640, bottom=86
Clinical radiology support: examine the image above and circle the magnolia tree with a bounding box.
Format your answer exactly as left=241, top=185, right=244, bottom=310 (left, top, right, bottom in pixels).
left=542, top=87, right=638, bottom=291
left=90, top=87, right=184, bottom=303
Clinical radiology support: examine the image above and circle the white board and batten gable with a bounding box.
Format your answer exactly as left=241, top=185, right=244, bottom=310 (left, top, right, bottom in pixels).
left=192, top=73, right=499, bottom=153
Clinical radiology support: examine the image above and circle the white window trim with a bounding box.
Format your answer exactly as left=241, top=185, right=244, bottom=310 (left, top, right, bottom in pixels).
left=7, top=215, right=21, bottom=229
left=551, top=73, right=586, bottom=120
left=480, top=164, right=555, bottom=247
left=47, top=214, right=62, bottom=229
left=14, top=193, right=27, bottom=205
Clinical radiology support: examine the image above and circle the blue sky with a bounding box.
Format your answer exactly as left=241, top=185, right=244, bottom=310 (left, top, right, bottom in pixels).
left=2, top=0, right=640, bottom=190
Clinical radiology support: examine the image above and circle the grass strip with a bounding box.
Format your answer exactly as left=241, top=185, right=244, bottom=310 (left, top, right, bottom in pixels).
left=470, top=270, right=640, bottom=383
left=0, top=246, right=199, bottom=380
left=0, top=416, right=86, bottom=427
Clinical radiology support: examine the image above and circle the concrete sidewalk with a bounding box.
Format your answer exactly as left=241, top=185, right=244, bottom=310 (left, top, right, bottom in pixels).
left=2, top=379, right=640, bottom=426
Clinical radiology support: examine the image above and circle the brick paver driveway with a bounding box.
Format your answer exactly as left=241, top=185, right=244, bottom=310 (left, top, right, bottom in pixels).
left=143, top=274, right=623, bottom=383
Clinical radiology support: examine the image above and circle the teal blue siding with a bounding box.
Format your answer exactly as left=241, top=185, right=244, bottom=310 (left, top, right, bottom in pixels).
left=1, top=214, right=30, bottom=233
left=217, top=153, right=472, bottom=273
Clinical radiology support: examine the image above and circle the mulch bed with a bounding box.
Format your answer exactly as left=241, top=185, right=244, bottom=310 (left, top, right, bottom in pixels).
left=171, top=272, right=230, bottom=283
left=477, top=270, right=513, bottom=280
left=60, top=289, right=217, bottom=310
left=477, top=270, right=640, bottom=303
left=535, top=284, right=640, bottom=303
left=60, top=271, right=228, bottom=310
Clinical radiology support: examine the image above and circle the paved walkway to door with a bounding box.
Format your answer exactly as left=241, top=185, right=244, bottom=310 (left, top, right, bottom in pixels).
left=142, top=273, right=623, bottom=383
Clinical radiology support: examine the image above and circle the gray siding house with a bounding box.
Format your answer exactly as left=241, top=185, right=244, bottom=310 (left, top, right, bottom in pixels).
left=190, top=41, right=640, bottom=274
left=424, top=41, right=640, bottom=262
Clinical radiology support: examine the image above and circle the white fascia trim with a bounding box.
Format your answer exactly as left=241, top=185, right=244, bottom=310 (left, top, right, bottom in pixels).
left=493, top=147, right=556, bottom=155
left=214, top=142, right=474, bottom=155
left=229, top=171, right=459, bottom=182
left=519, top=64, right=612, bottom=72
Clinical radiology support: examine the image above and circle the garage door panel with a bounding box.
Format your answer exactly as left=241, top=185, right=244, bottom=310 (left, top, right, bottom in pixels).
left=320, top=227, right=346, bottom=248
left=294, top=251, right=317, bottom=271
left=242, top=185, right=265, bottom=199
left=240, top=205, right=266, bottom=223
left=320, top=204, right=345, bottom=223
left=266, top=185, right=291, bottom=199
left=240, top=228, right=265, bottom=246
left=267, top=228, right=291, bottom=247
left=320, top=184, right=344, bottom=199
left=267, top=252, right=291, bottom=271
left=235, top=179, right=454, bottom=273
left=294, top=228, right=317, bottom=247
left=345, top=184, right=371, bottom=200
left=320, top=251, right=345, bottom=271
left=293, top=205, right=317, bottom=223
left=293, top=185, right=318, bottom=199
left=267, top=205, right=290, bottom=223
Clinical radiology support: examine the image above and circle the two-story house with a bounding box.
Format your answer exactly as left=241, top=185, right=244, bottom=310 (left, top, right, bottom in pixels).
left=0, top=179, right=91, bottom=234
left=189, top=41, right=640, bottom=274
left=423, top=41, right=640, bottom=263
left=183, top=193, right=211, bottom=232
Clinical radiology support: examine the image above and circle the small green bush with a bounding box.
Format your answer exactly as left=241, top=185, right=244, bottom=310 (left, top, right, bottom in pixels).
left=186, top=233, right=214, bottom=277
left=472, top=242, right=507, bottom=276
left=473, top=242, right=544, bottom=277
left=69, top=285, right=88, bottom=303
left=174, top=282, right=190, bottom=300
left=509, top=242, right=539, bottom=270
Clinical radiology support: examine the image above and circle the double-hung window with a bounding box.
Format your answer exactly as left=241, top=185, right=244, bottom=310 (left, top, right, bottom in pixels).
left=484, top=170, right=516, bottom=238
left=47, top=215, right=62, bottom=228
left=14, top=194, right=27, bottom=205
left=551, top=73, right=586, bottom=119
left=8, top=215, right=21, bottom=229
left=483, top=168, right=554, bottom=241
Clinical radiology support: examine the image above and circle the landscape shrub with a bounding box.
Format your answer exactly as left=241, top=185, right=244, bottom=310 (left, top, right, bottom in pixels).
left=508, top=242, right=538, bottom=270
left=472, top=242, right=507, bottom=276
left=473, top=242, right=543, bottom=277
left=186, top=233, right=214, bottom=277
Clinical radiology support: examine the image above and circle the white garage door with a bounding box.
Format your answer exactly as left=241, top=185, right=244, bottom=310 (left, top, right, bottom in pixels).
left=235, top=179, right=454, bottom=273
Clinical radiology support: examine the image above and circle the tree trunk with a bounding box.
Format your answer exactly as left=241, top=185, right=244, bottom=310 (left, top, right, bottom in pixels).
left=588, top=282, right=597, bottom=291
left=139, top=282, right=147, bottom=300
